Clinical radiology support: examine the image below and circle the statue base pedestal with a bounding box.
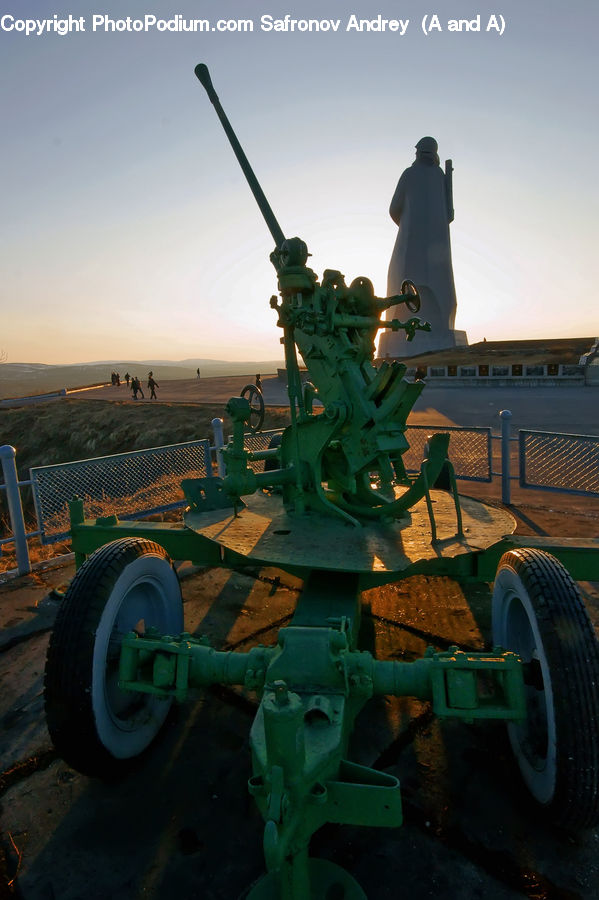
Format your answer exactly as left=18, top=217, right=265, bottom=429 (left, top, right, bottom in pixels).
left=378, top=329, right=468, bottom=360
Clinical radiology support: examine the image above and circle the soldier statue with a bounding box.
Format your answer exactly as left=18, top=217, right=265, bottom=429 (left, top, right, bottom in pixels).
left=378, top=137, right=466, bottom=358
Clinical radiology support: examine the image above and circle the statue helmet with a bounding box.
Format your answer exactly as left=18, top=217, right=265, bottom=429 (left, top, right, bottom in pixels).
left=415, top=136, right=438, bottom=154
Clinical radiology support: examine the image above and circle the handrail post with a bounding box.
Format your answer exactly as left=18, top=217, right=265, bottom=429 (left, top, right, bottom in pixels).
left=499, top=410, right=512, bottom=505
left=211, top=418, right=226, bottom=478
left=0, top=445, right=31, bottom=575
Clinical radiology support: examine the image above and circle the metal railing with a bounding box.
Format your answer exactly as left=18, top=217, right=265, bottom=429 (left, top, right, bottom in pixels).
left=0, top=446, right=35, bottom=575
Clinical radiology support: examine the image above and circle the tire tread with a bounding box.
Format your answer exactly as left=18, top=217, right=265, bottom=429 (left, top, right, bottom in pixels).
left=44, top=539, right=176, bottom=777
left=496, top=548, right=599, bottom=829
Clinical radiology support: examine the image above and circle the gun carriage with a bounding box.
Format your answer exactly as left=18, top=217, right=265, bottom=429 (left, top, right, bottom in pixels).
left=43, top=65, right=599, bottom=899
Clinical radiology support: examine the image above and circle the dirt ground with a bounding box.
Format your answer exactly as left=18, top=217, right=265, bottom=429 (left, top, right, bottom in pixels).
left=67, top=375, right=262, bottom=404
left=2, top=378, right=599, bottom=899
left=1, top=504, right=598, bottom=899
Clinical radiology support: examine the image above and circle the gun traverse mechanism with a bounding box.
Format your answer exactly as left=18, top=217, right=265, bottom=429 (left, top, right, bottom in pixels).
left=191, top=64, right=449, bottom=528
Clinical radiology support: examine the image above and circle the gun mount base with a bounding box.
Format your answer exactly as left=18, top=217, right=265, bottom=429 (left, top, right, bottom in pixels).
left=183, top=489, right=516, bottom=582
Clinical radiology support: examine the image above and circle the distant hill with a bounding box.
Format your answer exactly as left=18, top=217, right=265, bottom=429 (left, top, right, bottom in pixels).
left=84, top=357, right=281, bottom=370
left=0, top=359, right=284, bottom=400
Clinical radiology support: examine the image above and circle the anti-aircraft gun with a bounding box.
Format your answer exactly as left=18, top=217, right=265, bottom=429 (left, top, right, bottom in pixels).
left=189, top=64, right=455, bottom=530
left=43, top=64, right=599, bottom=900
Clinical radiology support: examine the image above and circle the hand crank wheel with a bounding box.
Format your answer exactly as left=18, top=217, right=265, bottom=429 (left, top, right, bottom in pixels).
left=241, top=383, right=265, bottom=433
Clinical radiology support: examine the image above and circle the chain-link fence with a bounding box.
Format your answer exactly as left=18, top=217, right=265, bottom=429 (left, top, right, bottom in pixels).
left=30, top=439, right=212, bottom=544
left=234, top=425, right=492, bottom=482
left=403, top=425, right=492, bottom=482
left=519, top=430, right=599, bottom=496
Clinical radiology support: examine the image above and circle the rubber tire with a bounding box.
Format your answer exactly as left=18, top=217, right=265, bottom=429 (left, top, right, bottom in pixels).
left=44, top=538, right=183, bottom=777
left=492, top=548, right=599, bottom=829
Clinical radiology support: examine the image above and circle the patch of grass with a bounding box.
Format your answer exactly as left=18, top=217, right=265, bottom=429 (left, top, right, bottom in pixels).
left=0, top=535, right=72, bottom=574
left=0, top=400, right=290, bottom=478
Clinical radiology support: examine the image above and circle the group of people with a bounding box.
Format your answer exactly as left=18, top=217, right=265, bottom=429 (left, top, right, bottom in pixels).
left=110, top=370, right=128, bottom=387
left=110, top=368, right=263, bottom=401
left=130, top=371, right=159, bottom=400
left=109, top=370, right=159, bottom=400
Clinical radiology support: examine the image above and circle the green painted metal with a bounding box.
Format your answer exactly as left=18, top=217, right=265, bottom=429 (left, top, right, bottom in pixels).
left=56, top=64, right=599, bottom=899
left=118, top=614, right=525, bottom=897
left=119, top=627, right=526, bottom=722
left=187, top=66, right=450, bottom=529
left=185, top=264, right=450, bottom=526
left=70, top=517, right=226, bottom=569
left=69, top=511, right=599, bottom=586
left=470, top=535, right=599, bottom=584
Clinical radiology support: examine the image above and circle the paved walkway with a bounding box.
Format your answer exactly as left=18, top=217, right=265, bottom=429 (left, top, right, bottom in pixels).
left=69, top=375, right=599, bottom=434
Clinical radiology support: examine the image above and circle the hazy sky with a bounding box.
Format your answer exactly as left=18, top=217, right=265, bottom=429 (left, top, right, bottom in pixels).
left=2, top=1, right=597, bottom=364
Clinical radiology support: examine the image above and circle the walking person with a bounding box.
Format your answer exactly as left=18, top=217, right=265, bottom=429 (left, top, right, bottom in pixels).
left=148, top=374, right=159, bottom=400
left=124, top=372, right=130, bottom=386
left=196, top=367, right=201, bottom=379
left=131, top=376, right=144, bottom=400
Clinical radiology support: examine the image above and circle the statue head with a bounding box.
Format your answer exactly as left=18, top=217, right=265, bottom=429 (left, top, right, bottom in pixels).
left=415, top=136, right=439, bottom=165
